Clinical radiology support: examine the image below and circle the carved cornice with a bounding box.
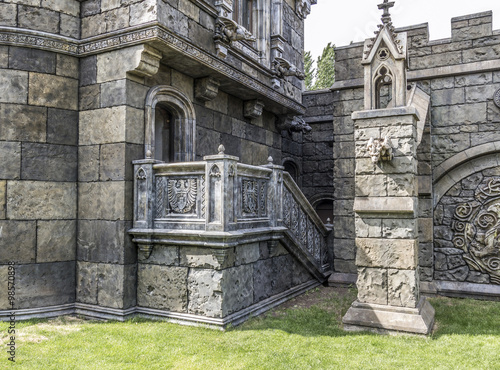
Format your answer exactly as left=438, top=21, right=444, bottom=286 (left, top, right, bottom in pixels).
left=0, top=27, right=78, bottom=55
left=0, top=25, right=305, bottom=114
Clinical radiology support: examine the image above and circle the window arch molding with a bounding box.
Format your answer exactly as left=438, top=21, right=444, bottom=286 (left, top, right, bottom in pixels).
left=282, top=157, right=302, bottom=187
left=144, top=85, right=196, bottom=162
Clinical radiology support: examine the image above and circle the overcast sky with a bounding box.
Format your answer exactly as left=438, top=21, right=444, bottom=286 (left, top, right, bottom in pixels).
left=305, top=0, right=500, bottom=61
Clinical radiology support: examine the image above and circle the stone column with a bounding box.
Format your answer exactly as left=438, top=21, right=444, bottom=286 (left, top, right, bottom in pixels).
left=342, top=107, right=435, bottom=335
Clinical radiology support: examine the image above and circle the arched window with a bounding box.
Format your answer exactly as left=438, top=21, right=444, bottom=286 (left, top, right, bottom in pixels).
left=374, top=65, right=393, bottom=109
left=154, top=105, right=174, bottom=162
left=283, top=160, right=298, bottom=183
left=144, top=86, right=196, bottom=162
left=314, top=200, right=333, bottom=224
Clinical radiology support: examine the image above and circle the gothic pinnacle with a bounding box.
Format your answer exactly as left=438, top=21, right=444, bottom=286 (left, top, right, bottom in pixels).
left=378, top=0, right=395, bottom=25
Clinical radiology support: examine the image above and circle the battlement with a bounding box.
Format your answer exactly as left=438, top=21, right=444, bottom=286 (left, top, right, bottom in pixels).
left=334, top=10, right=500, bottom=83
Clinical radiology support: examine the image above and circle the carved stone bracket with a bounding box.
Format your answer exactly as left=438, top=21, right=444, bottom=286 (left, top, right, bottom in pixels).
left=244, top=99, right=265, bottom=119
left=214, top=16, right=256, bottom=59
left=138, top=243, right=154, bottom=259
left=494, top=88, right=500, bottom=109
left=195, top=76, right=220, bottom=102
left=366, top=136, right=393, bottom=163
left=296, top=0, right=317, bottom=20
left=277, top=115, right=312, bottom=133
left=213, top=248, right=230, bottom=266
left=128, top=45, right=162, bottom=82
left=272, top=57, right=305, bottom=80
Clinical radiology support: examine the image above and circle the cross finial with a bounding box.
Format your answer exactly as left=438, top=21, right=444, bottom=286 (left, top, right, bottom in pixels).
left=378, top=0, right=395, bottom=25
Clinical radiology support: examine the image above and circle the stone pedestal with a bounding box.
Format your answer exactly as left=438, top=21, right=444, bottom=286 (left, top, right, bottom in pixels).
left=342, top=107, right=435, bottom=335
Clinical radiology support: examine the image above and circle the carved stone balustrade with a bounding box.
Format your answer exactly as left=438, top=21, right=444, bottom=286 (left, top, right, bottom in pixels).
left=129, top=150, right=331, bottom=326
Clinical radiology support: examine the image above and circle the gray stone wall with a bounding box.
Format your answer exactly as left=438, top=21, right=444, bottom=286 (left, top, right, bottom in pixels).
left=0, top=46, right=79, bottom=309
left=0, top=0, right=80, bottom=39
left=136, top=241, right=313, bottom=318
left=304, top=11, right=500, bottom=293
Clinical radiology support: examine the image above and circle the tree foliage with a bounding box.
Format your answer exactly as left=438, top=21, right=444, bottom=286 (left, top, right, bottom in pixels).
left=304, top=51, right=315, bottom=91
left=304, top=43, right=335, bottom=91
left=313, top=42, right=335, bottom=90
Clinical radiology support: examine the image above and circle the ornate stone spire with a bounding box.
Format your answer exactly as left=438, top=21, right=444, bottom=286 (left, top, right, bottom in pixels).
left=378, top=0, right=395, bottom=25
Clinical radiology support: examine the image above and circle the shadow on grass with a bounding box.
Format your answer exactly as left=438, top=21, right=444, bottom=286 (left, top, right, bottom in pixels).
left=429, top=296, right=500, bottom=338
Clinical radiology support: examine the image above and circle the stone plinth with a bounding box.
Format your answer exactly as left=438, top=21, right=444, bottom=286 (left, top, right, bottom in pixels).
left=343, top=106, right=434, bottom=335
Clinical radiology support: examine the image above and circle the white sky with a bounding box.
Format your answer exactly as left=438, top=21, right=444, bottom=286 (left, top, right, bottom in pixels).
left=305, top=0, right=500, bottom=61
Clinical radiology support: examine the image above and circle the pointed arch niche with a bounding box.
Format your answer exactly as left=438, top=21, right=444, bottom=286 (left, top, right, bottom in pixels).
left=144, top=86, right=196, bottom=162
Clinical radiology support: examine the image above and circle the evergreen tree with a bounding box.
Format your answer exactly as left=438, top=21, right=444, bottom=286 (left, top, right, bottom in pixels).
left=304, top=51, right=315, bottom=91
left=313, top=42, right=335, bottom=90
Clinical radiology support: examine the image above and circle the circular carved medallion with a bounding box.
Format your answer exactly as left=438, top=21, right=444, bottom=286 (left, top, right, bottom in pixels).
left=494, top=88, right=500, bottom=109
left=377, top=48, right=390, bottom=61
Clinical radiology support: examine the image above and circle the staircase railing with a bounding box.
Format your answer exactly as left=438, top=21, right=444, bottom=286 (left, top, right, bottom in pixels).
left=129, top=146, right=332, bottom=281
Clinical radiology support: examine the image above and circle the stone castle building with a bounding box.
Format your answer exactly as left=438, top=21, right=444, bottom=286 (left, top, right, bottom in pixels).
left=0, top=0, right=499, bottom=333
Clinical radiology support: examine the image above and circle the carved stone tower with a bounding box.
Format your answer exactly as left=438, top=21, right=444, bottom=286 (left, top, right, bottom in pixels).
left=342, top=0, right=435, bottom=335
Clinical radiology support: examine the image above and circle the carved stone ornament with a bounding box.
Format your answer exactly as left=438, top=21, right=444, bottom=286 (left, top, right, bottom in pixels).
left=210, top=164, right=221, bottom=178
left=139, top=244, right=154, bottom=259
left=366, top=136, right=393, bottom=163
left=452, top=178, right=500, bottom=285
left=195, top=76, right=220, bottom=102
left=242, top=180, right=258, bottom=215
left=296, top=0, right=314, bottom=20
left=136, top=167, right=147, bottom=180
left=272, top=57, right=305, bottom=80
left=167, top=178, right=197, bottom=214
left=494, top=88, right=500, bottom=109
left=214, top=16, right=256, bottom=44
left=277, top=115, right=312, bottom=133
left=244, top=99, right=265, bottom=119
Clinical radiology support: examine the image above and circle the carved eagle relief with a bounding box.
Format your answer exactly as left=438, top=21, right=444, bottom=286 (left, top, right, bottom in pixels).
left=168, top=178, right=197, bottom=214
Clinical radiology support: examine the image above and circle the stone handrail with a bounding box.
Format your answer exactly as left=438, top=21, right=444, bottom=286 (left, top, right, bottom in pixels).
left=129, top=150, right=331, bottom=280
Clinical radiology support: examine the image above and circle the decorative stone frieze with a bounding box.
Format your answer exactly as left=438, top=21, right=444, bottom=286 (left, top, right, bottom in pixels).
left=494, top=88, right=500, bottom=109
left=452, top=178, right=500, bottom=285
left=195, top=76, right=220, bottom=102
left=244, top=99, right=265, bottom=118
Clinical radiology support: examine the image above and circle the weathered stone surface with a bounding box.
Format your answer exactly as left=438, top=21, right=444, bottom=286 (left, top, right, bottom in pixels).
left=15, top=262, right=75, bottom=309
left=0, top=181, right=5, bottom=219
left=56, top=54, right=79, bottom=79
left=221, top=264, right=254, bottom=315
left=333, top=238, right=356, bottom=260
left=235, top=243, right=260, bottom=266
left=80, top=56, right=97, bottom=86
left=98, top=263, right=136, bottom=308
left=76, top=261, right=98, bottom=305
left=130, top=0, right=158, bottom=26
left=18, top=5, right=60, bottom=33
left=355, top=217, right=382, bottom=238
left=0, top=104, right=47, bottom=142
left=419, top=243, right=433, bottom=267
left=292, top=257, right=314, bottom=285
left=187, top=268, right=223, bottom=317
left=37, top=220, right=76, bottom=263
left=77, top=220, right=135, bottom=264
left=0, top=70, right=28, bottom=104
left=9, top=47, right=56, bottom=74
left=29, top=73, right=78, bottom=110
left=0, top=220, right=36, bottom=263
left=0, top=3, right=17, bottom=27
left=139, top=246, right=179, bottom=265
left=334, top=259, right=357, bottom=273
left=47, top=108, right=78, bottom=146
left=80, top=106, right=144, bottom=145
left=78, top=181, right=131, bottom=220
left=253, top=258, right=273, bottom=301
left=355, top=175, right=387, bottom=197
left=60, top=13, right=80, bottom=38
left=7, top=181, right=76, bottom=220
left=180, top=247, right=234, bottom=269
left=21, top=143, right=77, bottom=181
left=388, top=269, right=418, bottom=308
left=78, top=145, right=100, bottom=182
left=0, top=141, right=21, bottom=179
left=356, top=267, right=388, bottom=305
left=100, top=143, right=142, bottom=181
left=356, top=238, right=417, bottom=269
left=80, top=84, right=100, bottom=111
left=138, top=264, right=188, bottom=311
left=382, top=218, right=416, bottom=239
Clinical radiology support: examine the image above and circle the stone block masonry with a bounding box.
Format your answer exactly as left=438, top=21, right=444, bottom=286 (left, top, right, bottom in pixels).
left=0, top=45, right=79, bottom=311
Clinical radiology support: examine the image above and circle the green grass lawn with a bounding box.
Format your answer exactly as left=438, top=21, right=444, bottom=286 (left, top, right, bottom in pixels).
left=2, top=287, right=500, bottom=369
